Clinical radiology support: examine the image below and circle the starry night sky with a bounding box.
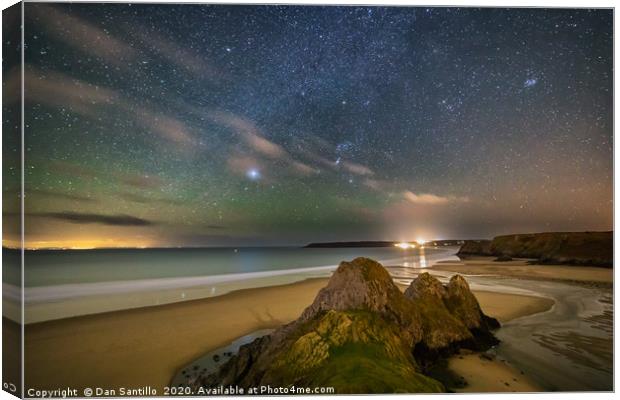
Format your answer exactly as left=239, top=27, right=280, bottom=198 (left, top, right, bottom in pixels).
left=2, top=4, right=613, bottom=248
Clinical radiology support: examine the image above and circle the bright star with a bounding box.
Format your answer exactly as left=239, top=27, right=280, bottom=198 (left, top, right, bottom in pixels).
left=246, top=168, right=261, bottom=180
left=524, top=78, right=538, bottom=87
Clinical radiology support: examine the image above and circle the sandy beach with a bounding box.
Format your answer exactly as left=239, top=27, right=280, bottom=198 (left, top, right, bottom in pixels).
left=23, top=273, right=554, bottom=393
left=448, top=353, right=541, bottom=393
left=24, top=278, right=328, bottom=393
left=432, top=257, right=613, bottom=284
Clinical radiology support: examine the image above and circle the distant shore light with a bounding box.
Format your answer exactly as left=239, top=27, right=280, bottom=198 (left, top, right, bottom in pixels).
left=416, top=238, right=427, bottom=245
left=395, top=242, right=415, bottom=249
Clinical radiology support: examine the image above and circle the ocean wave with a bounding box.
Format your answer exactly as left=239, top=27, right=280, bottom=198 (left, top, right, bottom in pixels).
left=8, top=250, right=458, bottom=304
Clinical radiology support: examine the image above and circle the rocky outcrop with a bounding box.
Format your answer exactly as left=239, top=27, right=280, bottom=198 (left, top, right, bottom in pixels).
left=299, top=258, right=422, bottom=345
left=457, top=232, right=612, bottom=267
left=196, top=258, right=499, bottom=394
left=403, top=273, right=467, bottom=351
left=405, top=271, right=447, bottom=300
left=404, top=273, right=499, bottom=363
left=445, top=275, right=500, bottom=332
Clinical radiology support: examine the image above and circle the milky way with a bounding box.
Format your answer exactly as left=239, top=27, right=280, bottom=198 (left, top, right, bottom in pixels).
left=2, top=4, right=613, bottom=248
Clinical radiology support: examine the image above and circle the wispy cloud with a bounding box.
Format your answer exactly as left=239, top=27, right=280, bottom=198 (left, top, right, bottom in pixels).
left=291, top=161, right=318, bottom=176
left=27, top=189, right=97, bottom=203
left=208, top=111, right=287, bottom=159
left=134, top=107, right=197, bottom=148
left=30, top=5, right=138, bottom=68
left=21, top=68, right=118, bottom=117
left=210, top=110, right=319, bottom=177
left=227, top=154, right=263, bottom=177
left=119, top=173, right=163, bottom=189
left=206, top=225, right=227, bottom=230
left=284, top=134, right=374, bottom=177
left=118, top=192, right=154, bottom=204
left=342, top=161, right=374, bottom=176
left=20, top=66, right=198, bottom=148
left=289, top=135, right=335, bottom=165
left=48, top=160, right=98, bottom=179
left=48, top=160, right=166, bottom=191
left=246, top=134, right=288, bottom=159
left=37, top=212, right=154, bottom=226
left=363, top=179, right=385, bottom=191
left=403, top=190, right=469, bottom=205
left=296, top=147, right=337, bottom=170
left=32, top=5, right=225, bottom=84
left=129, top=25, right=224, bottom=83
left=118, top=191, right=182, bottom=206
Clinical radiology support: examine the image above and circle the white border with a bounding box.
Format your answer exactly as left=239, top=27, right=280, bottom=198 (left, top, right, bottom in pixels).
left=0, top=1, right=616, bottom=400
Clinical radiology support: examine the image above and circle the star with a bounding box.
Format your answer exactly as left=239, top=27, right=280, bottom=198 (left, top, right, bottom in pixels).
left=246, top=168, right=261, bottom=181
left=13, top=4, right=611, bottom=248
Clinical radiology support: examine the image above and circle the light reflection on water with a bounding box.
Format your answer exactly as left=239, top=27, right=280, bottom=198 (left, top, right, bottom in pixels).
left=419, top=246, right=427, bottom=268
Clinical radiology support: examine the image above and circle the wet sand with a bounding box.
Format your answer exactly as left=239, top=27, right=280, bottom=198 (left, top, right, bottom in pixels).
left=442, top=291, right=554, bottom=393
left=23, top=275, right=554, bottom=393
left=432, top=257, right=613, bottom=392
left=449, top=353, right=541, bottom=392
left=432, top=256, right=612, bottom=284
left=471, top=290, right=554, bottom=323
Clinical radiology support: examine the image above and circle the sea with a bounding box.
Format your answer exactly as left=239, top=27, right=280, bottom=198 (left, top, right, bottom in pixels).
left=3, top=245, right=459, bottom=323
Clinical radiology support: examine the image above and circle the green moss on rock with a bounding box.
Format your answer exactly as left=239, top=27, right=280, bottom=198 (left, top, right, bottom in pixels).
left=265, top=310, right=444, bottom=393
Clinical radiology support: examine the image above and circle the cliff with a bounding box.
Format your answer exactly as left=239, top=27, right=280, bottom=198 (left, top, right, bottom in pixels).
left=457, top=231, right=612, bottom=267
left=456, top=240, right=492, bottom=256
left=196, top=258, right=499, bottom=393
